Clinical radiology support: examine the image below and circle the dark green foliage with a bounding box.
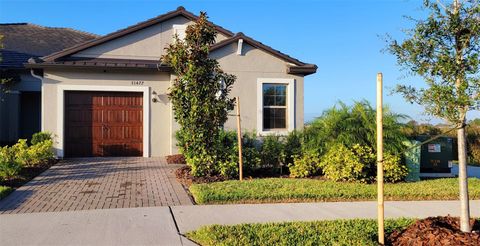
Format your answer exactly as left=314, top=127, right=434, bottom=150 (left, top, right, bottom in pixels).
left=260, top=135, right=284, bottom=169
left=187, top=218, right=416, bottom=246
left=282, top=130, right=302, bottom=166
left=288, top=101, right=408, bottom=181
left=31, top=132, right=52, bottom=145
left=304, top=101, right=408, bottom=156
left=215, top=130, right=261, bottom=179
left=388, top=0, right=480, bottom=125
left=162, top=13, right=236, bottom=177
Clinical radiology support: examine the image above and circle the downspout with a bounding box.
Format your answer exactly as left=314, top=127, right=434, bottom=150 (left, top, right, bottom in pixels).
left=30, top=69, right=45, bottom=132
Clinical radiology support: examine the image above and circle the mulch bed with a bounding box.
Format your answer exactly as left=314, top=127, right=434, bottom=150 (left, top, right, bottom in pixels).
left=387, top=216, right=480, bottom=245
left=175, top=166, right=226, bottom=186
left=166, top=154, right=186, bottom=164
left=0, top=159, right=58, bottom=188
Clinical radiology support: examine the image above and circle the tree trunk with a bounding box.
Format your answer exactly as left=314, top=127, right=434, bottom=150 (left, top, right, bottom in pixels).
left=457, top=119, right=471, bottom=232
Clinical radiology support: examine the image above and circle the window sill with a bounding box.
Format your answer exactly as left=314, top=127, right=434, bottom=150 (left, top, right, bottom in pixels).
left=257, top=130, right=290, bottom=136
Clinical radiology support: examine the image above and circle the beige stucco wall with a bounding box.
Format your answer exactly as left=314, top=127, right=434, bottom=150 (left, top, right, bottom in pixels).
left=42, top=68, right=173, bottom=157
left=74, top=16, right=230, bottom=60
left=211, top=43, right=305, bottom=133
left=42, top=16, right=307, bottom=157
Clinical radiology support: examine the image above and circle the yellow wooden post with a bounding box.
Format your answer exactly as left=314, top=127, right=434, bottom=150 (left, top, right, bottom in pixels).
left=235, top=97, right=243, bottom=181
left=377, top=73, right=385, bottom=244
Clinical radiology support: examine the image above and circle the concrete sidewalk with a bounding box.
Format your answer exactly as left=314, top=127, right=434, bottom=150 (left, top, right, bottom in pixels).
left=171, top=200, right=480, bottom=234
left=1, top=200, right=479, bottom=245
left=0, top=207, right=196, bottom=246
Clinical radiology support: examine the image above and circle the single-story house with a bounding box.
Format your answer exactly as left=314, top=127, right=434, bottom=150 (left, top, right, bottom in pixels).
left=0, top=23, right=98, bottom=145
left=18, top=6, right=316, bottom=158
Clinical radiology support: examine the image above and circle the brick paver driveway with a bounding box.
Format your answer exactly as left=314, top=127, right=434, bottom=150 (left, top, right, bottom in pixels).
left=0, top=157, right=192, bottom=214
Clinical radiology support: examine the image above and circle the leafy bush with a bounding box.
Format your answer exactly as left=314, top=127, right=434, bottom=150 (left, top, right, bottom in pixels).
left=27, top=140, right=55, bottom=166
left=217, top=130, right=239, bottom=178
left=31, top=132, right=52, bottom=145
left=383, top=154, right=408, bottom=183
left=0, top=146, right=22, bottom=180
left=241, top=132, right=261, bottom=174
left=11, top=139, right=29, bottom=166
left=289, top=151, right=321, bottom=178
left=283, top=130, right=302, bottom=167
left=303, top=101, right=408, bottom=156
left=214, top=130, right=261, bottom=179
left=319, top=144, right=372, bottom=182
left=260, top=135, right=284, bottom=169
left=318, top=144, right=407, bottom=183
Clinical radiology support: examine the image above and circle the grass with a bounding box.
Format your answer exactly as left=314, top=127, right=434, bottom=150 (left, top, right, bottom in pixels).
left=187, top=218, right=415, bottom=246
left=0, top=186, right=13, bottom=200
left=189, top=178, right=480, bottom=204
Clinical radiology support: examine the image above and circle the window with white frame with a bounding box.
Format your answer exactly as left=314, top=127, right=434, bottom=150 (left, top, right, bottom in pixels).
left=257, top=78, right=295, bottom=134
left=173, top=24, right=187, bottom=40
left=263, top=84, right=287, bottom=129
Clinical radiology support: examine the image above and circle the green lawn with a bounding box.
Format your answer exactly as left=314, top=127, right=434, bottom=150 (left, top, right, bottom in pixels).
left=189, top=178, right=480, bottom=204
left=187, top=218, right=415, bottom=246
left=0, top=186, right=13, bottom=200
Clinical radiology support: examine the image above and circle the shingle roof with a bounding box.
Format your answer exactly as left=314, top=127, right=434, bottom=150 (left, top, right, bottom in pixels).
left=0, top=23, right=98, bottom=68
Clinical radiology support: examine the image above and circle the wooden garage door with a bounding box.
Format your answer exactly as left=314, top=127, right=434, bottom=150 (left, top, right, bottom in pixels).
left=65, top=91, right=143, bottom=157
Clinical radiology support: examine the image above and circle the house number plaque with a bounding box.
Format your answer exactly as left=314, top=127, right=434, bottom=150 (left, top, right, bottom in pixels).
left=131, top=81, right=144, bottom=85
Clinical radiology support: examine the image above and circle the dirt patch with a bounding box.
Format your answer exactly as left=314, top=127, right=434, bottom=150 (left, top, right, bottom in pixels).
left=166, top=154, right=186, bottom=164
left=387, top=216, right=480, bottom=245
left=0, top=159, right=58, bottom=188
left=175, top=166, right=226, bottom=187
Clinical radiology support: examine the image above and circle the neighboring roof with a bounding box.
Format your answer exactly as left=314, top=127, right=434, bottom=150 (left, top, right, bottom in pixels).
left=26, top=57, right=170, bottom=71
left=42, top=6, right=234, bottom=62
left=0, top=23, right=98, bottom=68
left=210, top=32, right=317, bottom=75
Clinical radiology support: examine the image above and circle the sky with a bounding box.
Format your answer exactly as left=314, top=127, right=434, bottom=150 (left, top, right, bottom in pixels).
left=1, top=0, right=478, bottom=123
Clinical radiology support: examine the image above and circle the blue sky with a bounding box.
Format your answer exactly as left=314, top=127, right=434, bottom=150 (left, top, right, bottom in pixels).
left=1, top=0, right=478, bottom=123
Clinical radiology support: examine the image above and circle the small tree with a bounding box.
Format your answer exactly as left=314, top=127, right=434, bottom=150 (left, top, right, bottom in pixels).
left=388, top=0, right=479, bottom=232
left=162, top=12, right=236, bottom=177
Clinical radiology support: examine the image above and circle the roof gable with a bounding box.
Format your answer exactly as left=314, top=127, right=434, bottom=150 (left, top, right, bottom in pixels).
left=42, top=6, right=233, bottom=62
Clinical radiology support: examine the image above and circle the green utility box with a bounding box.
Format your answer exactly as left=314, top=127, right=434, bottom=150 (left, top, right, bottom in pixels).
left=404, top=140, right=421, bottom=181
left=416, top=136, right=455, bottom=173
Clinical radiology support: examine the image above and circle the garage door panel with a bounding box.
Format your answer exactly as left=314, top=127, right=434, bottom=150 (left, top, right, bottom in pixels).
left=65, top=91, right=143, bottom=157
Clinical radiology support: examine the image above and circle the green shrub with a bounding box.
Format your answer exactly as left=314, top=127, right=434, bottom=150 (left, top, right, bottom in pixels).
left=0, top=146, right=21, bottom=181
left=260, top=135, right=284, bottom=169
left=283, top=130, right=302, bottom=167
left=27, top=139, right=55, bottom=166
left=241, top=132, right=261, bottom=174
left=383, top=153, right=408, bottom=183
left=303, top=101, right=408, bottom=156
left=289, top=151, right=321, bottom=178
left=31, top=132, right=52, bottom=145
left=217, top=130, right=239, bottom=178
left=12, top=139, right=29, bottom=166
left=319, top=144, right=407, bottom=183
left=319, top=144, right=371, bottom=182
left=215, top=130, right=261, bottom=179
